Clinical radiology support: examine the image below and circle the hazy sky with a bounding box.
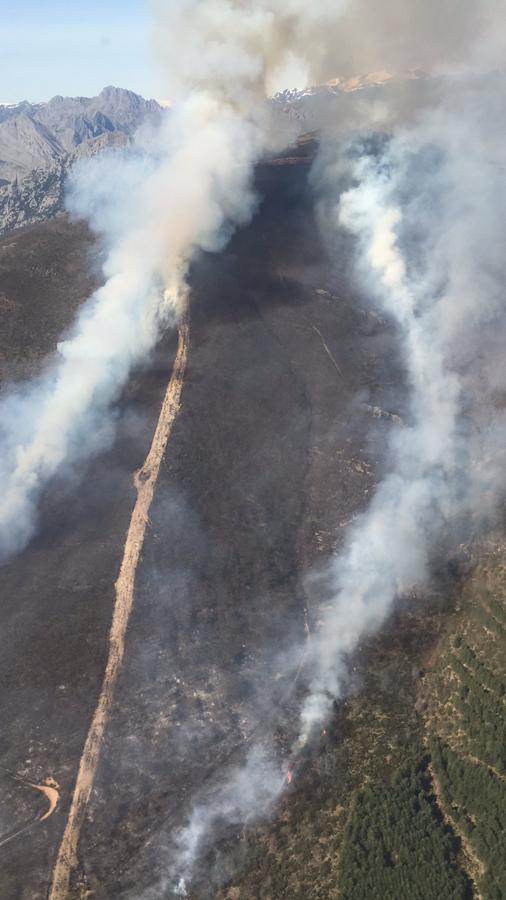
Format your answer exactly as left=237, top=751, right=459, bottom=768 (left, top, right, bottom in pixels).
left=1, top=0, right=158, bottom=102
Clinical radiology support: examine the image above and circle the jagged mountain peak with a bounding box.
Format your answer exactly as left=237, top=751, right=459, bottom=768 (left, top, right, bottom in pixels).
left=0, top=87, right=164, bottom=236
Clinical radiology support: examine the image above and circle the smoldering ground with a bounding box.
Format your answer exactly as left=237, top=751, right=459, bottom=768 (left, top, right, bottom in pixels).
left=47, top=147, right=391, bottom=899
left=2, top=0, right=506, bottom=897
left=140, top=12, right=506, bottom=897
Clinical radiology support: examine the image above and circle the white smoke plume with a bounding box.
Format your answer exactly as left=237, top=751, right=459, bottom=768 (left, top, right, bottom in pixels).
left=173, top=748, right=283, bottom=888
left=301, top=69, right=506, bottom=733
left=0, top=0, right=349, bottom=560
left=301, top=156, right=461, bottom=733
left=0, top=95, right=265, bottom=559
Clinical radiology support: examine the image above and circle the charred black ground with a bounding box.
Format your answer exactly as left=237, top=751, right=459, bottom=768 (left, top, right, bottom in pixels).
left=0, top=149, right=502, bottom=900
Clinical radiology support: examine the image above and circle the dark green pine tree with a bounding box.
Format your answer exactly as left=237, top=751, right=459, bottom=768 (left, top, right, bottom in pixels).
left=338, top=755, right=471, bottom=900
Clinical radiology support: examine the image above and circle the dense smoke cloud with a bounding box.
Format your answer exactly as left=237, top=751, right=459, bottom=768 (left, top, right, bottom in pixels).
left=150, top=0, right=348, bottom=99
left=152, top=0, right=505, bottom=98
left=315, top=0, right=505, bottom=79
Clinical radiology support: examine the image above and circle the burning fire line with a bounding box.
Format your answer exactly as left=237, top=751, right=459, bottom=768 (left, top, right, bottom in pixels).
left=48, top=302, right=190, bottom=899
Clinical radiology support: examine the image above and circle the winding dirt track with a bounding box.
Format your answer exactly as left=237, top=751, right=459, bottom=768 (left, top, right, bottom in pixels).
left=0, top=775, right=60, bottom=849
left=48, top=305, right=190, bottom=899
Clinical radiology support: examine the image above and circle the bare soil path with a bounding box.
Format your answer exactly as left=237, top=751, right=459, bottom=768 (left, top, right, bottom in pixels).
left=48, top=306, right=190, bottom=899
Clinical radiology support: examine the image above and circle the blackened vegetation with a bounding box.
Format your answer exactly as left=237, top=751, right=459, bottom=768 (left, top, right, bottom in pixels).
left=70, top=143, right=407, bottom=900
left=0, top=152, right=504, bottom=899
left=0, top=218, right=180, bottom=899
left=0, top=215, right=99, bottom=385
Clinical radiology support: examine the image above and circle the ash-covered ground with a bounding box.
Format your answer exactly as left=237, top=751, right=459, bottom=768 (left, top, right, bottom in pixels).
left=0, top=150, right=410, bottom=898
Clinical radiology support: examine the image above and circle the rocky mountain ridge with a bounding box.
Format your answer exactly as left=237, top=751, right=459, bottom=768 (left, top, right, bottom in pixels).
left=0, top=73, right=428, bottom=237
left=0, top=86, right=162, bottom=235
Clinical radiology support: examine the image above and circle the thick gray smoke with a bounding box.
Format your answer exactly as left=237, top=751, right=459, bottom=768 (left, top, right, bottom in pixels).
left=151, top=0, right=505, bottom=95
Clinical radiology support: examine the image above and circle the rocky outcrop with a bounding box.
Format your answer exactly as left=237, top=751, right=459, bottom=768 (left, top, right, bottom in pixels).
left=0, top=87, right=162, bottom=236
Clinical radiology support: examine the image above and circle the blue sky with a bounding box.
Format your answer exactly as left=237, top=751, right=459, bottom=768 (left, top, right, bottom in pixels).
left=1, top=0, right=159, bottom=102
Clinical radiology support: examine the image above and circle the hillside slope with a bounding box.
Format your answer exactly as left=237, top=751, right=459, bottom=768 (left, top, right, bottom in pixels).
left=0, top=148, right=504, bottom=900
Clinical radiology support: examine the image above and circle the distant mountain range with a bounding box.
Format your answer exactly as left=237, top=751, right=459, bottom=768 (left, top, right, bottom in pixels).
left=0, top=86, right=162, bottom=236
left=0, top=74, right=432, bottom=237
